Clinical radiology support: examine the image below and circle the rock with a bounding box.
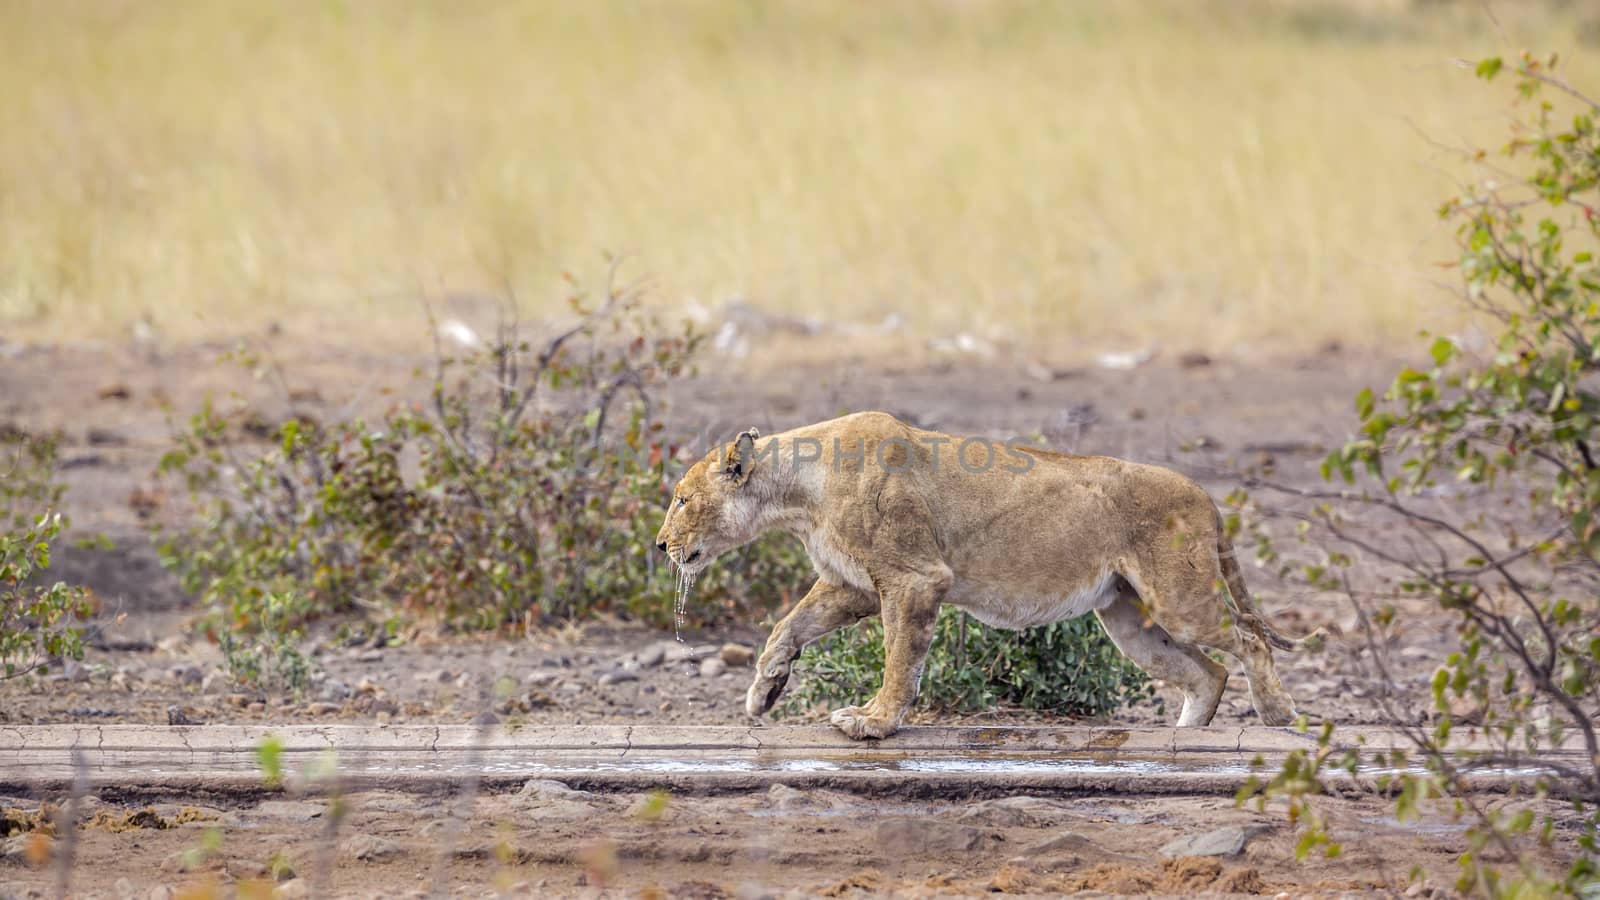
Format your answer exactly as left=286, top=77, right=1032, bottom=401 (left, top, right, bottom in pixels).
left=597, top=669, right=639, bottom=686
left=765, top=784, right=813, bottom=810
left=275, top=879, right=310, bottom=899
left=355, top=649, right=384, bottom=663
left=699, top=657, right=727, bottom=678
left=320, top=680, right=352, bottom=701
left=876, top=819, right=995, bottom=855
left=471, top=711, right=499, bottom=726
left=254, top=800, right=325, bottom=822
left=146, top=887, right=175, bottom=900
left=1179, top=351, right=1213, bottom=368
left=1026, top=831, right=1104, bottom=856
left=1157, top=824, right=1271, bottom=858
left=525, top=670, right=560, bottom=687
left=1, top=834, right=31, bottom=864
left=109, top=671, right=133, bottom=692
left=518, top=779, right=592, bottom=801
left=344, top=833, right=403, bottom=862
left=247, top=701, right=266, bottom=713
left=199, top=671, right=227, bottom=694
left=305, top=702, right=341, bottom=716
left=960, top=796, right=1073, bottom=828
left=226, top=693, right=250, bottom=708
left=636, top=643, right=668, bottom=668
left=415, top=669, right=452, bottom=683
left=165, top=706, right=196, bottom=726
left=168, top=665, right=202, bottom=686
left=355, top=676, right=378, bottom=695
left=114, top=877, right=137, bottom=899
left=719, top=643, right=755, bottom=667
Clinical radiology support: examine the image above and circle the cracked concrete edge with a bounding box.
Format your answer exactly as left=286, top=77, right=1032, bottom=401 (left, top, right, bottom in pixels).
left=0, top=764, right=1543, bottom=800
left=0, top=723, right=1585, bottom=757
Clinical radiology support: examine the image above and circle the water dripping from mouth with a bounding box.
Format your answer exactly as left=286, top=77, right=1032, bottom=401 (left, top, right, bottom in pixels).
left=673, top=563, right=698, bottom=643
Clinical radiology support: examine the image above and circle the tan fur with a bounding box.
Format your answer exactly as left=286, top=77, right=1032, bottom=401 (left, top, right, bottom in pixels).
left=655, top=412, right=1326, bottom=739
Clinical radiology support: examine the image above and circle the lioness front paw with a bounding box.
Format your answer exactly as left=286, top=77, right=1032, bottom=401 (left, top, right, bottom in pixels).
left=745, top=664, right=791, bottom=718
left=829, top=705, right=900, bottom=740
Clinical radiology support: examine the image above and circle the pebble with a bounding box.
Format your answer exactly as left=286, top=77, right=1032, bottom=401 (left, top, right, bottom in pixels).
left=226, top=693, right=250, bottom=708
left=525, top=670, right=560, bottom=687
left=637, top=643, right=668, bottom=668
left=720, top=643, right=755, bottom=667
left=597, top=669, right=639, bottom=686
left=699, top=657, right=728, bottom=678
left=320, top=680, right=353, bottom=701
left=355, top=676, right=378, bottom=695
left=305, top=702, right=341, bottom=716
left=471, top=711, right=499, bottom=726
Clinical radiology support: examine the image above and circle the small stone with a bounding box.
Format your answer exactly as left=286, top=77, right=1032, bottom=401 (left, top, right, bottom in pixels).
left=275, top=879, right=310, bottom=899
left=598, top=669, right=639, bottom=686
left=1179, top=350, right=1213, bottom=368
left=559, top=682, right=583, bottom=694
left=355, top=649, right=384, bottom=663
left=110, top=671, right=133, bottom=692
left=166, top=706, right=196, bottom=726
left=699, top=657, right=727, bottom=678
left=114, top=877, right=136, bottom=900
left=344, top=833, right=403, bottom=862
left=471, top=711, right=499, bottom=726
left=659, top=701, right=673, bottom=712
left=355, top=677, right=378, bottom=696
left=319, top=680, right=352, bottom=701
left=247, top=701, right=266, bottom=713
left=719, top=643, right=755, bottom=667
left=168, top=665, right=202, bottom=686
left=518, top=779, right=592, bottom=801
left=226, top=693, right=250, bottom=708
left=199, top=671, right=227, bottom=694
left=525, top=670, right=560, bottom=687
left=636, top=643, right=668, bottom=668
left=1157, top=824, right=1271, bottom=858
left=305, top=702, right=341, bottom=716
left=147, top=888, right=176, bottom=900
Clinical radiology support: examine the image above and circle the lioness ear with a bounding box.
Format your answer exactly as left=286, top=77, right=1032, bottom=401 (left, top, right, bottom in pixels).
left=721, top=427, right=760, bottom=485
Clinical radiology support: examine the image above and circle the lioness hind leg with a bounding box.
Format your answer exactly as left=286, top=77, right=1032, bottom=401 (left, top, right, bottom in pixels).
left=747, top=580, right=879, bottom=718
left=1209, top=627, right=1298, bottom=726
left=1095, top=584, right=1227, bottom=726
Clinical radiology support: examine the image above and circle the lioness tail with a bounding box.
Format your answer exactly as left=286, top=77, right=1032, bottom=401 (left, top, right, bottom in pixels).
left=1216, top=530, right=1333, bottom=653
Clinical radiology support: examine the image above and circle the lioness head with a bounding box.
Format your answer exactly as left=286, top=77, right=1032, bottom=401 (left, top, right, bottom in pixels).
left=654, top=427, right=762, bottom=574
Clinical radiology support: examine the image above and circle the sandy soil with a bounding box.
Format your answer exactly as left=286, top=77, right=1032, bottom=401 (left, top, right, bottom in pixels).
left=0, top=333, right=1523, bottom=896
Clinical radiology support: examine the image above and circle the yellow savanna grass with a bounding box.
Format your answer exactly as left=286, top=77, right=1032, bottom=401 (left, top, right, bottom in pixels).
left=0, top=1, right=1594, bottom=353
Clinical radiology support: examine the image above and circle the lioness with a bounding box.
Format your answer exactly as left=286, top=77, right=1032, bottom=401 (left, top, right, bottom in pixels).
left=654, top=412, right=1325, bottom=739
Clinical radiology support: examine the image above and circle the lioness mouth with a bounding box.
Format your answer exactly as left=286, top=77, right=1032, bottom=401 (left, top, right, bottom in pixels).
left=684, top=548, right=703, bottom=564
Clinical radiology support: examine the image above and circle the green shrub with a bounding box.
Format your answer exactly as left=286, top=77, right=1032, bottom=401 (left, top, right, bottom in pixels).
left=1239, top=53, right=1599, bottom=895
left=157, top=273, right=814, bottom=686
left=0, top=432, right=91, bottom=678
left=782, top=606, right=1151, bottom=720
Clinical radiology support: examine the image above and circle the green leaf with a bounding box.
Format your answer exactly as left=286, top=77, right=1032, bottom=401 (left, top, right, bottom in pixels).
left=1476, top=57, right=1503, bottom=80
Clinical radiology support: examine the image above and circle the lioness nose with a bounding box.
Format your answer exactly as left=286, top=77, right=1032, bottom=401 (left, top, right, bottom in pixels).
left=656, top=541, right=668, bottom=553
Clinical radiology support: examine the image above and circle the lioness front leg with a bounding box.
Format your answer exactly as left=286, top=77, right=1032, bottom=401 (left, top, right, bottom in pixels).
left=831, top=567, right=949, bottom=740
left=746, top=580, right=879, bottom=718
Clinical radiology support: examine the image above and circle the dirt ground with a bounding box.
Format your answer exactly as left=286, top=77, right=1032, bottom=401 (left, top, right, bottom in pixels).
left=0, top=331, right=1532, bottom=896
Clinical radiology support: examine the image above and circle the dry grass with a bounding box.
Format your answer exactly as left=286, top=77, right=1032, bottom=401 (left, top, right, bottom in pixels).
left=1, top=1, right=1595, bottom=353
